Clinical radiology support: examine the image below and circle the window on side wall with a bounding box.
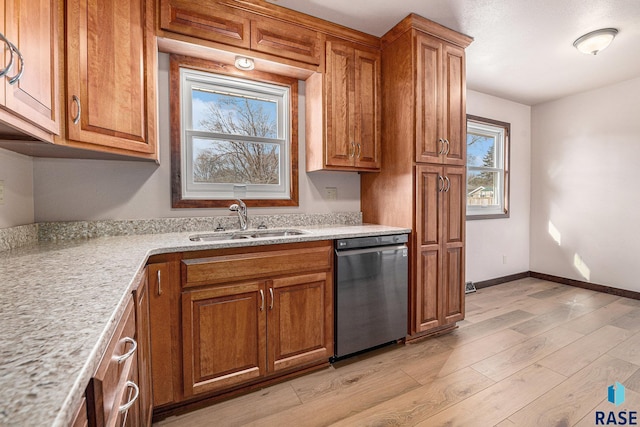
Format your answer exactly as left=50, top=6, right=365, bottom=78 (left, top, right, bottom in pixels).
left=466, top=115, right=510, bottom=220
left=170, top=55, right=299, bottom=208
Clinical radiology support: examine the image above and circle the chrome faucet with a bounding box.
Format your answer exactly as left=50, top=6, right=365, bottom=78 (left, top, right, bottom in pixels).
left=229, top=199, right=248, bottom=231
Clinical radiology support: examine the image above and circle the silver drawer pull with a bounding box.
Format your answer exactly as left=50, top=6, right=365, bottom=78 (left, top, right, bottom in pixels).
left=118, top=381, right=139, bottom=414
left=114, top=337, right=137, bottom=364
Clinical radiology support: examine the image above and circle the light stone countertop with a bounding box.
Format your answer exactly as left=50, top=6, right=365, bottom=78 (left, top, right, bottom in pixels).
left=0, top=224, right=410, bottom=427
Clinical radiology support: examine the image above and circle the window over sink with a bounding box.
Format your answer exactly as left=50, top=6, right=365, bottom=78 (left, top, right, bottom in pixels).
left=170, top=55, right=299, bottom=208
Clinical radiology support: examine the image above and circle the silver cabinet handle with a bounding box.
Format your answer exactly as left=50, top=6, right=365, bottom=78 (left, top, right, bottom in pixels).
left=438, top=138, right=445, bottom=155
left=6, top=42, right=23, bottom=85
left=0, top=32, right=14, bottom=77
left=438, top=175, right=444, bottom=192
left=444, top=176, right=451, bottom=192
left=356, top=143, right=361, bottom=159
left=259, top=289, right=264, bottom=311
left=349, top=141, right=355, bottom=158
left=118, top=381, right=140, bottom=414
left=444, top=139, right=451, bottom=155
left=156, top=269, right=162, bottom=296
left=114, top=337, right=137, bottom=364
left=269, top=287, right=274, bottom=310
left=71, top=95, right=81, bottom=125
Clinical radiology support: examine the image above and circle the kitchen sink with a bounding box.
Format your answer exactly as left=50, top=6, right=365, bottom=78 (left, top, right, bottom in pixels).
left=189, top=229, right=307, bottom=242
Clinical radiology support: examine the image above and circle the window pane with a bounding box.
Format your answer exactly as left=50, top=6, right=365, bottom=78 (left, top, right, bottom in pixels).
left=192, top=137, right=280, bottom=185
left=467, top=170, right=500, bottom=207
left=467, top=133, right=496, bottom=168
left=191, top=88, right=278, bottom=138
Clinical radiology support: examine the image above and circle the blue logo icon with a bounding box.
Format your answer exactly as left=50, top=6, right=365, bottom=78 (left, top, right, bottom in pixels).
left=608, top=382, right=626, bottom=406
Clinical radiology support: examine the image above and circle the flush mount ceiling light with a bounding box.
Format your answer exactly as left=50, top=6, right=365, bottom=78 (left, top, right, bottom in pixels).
left=234, top=56, right=255, bottom=70
left=573, top=28, right=619, bottom=55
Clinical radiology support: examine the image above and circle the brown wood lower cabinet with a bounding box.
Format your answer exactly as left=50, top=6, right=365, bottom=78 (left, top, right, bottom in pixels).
left=148, top=241, right=334, bottom=420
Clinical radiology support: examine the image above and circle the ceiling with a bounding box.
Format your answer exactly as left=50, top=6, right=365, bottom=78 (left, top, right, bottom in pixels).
left=267, top=0, right=640, bottom=105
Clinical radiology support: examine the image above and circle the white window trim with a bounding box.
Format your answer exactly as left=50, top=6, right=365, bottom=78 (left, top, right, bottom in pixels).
left=179, top=67, right=291, bottom=200
left=467, top=119, right=509, bottom=218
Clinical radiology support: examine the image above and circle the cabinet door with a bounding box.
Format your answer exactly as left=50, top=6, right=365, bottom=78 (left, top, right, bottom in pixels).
left=159, top=0, right=250, bottom=48
left=251, top=17, right=322, bottom=65
left=182, top=281, right=266, bottom=397
left=414, top=165, right=443, bottom=333
left=3, top=0, right=59, bottom=134
left=268, top=272, right=333, bottom=374
left=325, top=40, right=355, bottom=168
left=148, top=262, right=180, bottom=407
left=442, top=44, right=466, bottom=166
left=442, top=166, right=465, bottom=324
left=354, top=48, right=380, bottom=170
left=134, top=270, right=152, bottom=427
left=415, top=34, right=443, bottom=164
left=66, top=0, right=156, bottom=157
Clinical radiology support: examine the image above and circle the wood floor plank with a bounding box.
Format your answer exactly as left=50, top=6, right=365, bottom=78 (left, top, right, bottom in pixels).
left=610, top=308, right=640, bottom=332
left=331, top=367, right=494, bottom=426
left=539, top=325, right=634, bottom=376
left=154, top=382, right=301, bottom=426
left=471, top=327, right=584, bottom=381
left=508, top=354, right=640, bottom=427
left=290, top=339, right=450, bottom=404
left=414, top=364, right=566, bottom=427
left=608, top=331, right=640, bottom=366
left=245, top=369, right=421, bottom=427
left=562, top=299, right=636, bottom=335
left=438, top=309, right=534, bottom=348
left=411, top=328, right=528, bottom=381
left=509, top=303, right=595, bottom=337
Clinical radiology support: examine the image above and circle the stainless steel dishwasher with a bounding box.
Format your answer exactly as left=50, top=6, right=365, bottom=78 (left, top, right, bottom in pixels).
left=334, top=234, right=409, bottom=359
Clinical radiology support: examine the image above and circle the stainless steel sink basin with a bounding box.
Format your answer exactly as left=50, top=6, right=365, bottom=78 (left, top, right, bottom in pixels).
left=249, top=229, right=307, bottom=238
left=189, top=229, right=307, bottom=242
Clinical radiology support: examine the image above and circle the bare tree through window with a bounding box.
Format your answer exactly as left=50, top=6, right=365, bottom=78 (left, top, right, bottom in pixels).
left=192, top=91, right=280, bottom=185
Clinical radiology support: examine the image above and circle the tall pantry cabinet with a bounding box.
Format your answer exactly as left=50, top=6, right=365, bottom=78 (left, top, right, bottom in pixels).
left=361, top=14, right=472, bottom=340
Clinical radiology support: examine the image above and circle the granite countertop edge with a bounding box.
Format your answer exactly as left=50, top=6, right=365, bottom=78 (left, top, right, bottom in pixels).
left=0, top=224, right=411, bottom=427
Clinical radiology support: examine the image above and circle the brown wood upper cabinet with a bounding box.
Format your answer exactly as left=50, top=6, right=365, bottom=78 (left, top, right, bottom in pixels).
left=65, top=0, right=157, bottom=160
left=415, top=34, right=466, bottom=165
left=306, top=38, right=380, bottom=172
left=0, top=0, right=60, bottom=140
left=159, top=0, right=322, bottom=66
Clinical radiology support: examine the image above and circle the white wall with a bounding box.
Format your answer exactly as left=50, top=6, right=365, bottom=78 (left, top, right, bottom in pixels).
left=0, top=148, right=34, bottom=228
left=33, top=53, right=360, bottom=222
left=465, top=90, right=531, bottom=283
left=530, top=76, right=640, bottom=292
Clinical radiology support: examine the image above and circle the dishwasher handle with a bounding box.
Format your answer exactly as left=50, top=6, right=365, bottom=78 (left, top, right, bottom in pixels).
left=335, top=244, right=407, bottom=257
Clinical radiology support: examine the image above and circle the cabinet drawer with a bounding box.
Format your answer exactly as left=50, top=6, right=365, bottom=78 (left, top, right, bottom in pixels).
left=86, top=298, right=138, bottom=426
left=182, top=242, right=332, bottom=288
left=160, top=0, right=250, bottom=48
left=250, top=17, right=322, bottom=65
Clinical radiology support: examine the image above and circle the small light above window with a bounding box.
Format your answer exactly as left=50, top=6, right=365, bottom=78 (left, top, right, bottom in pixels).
left=573, top=28, right=618, bottom=55
left=234, top=56, right=255, bottom=70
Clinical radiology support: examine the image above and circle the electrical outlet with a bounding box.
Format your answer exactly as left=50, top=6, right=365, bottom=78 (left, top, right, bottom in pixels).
left=0, top=180, right=4, bottom=205
left=325, top=187, right=337, bottom=200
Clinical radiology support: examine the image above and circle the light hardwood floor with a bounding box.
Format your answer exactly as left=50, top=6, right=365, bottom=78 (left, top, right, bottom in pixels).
left=155, top=278, right=640, bottom=426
